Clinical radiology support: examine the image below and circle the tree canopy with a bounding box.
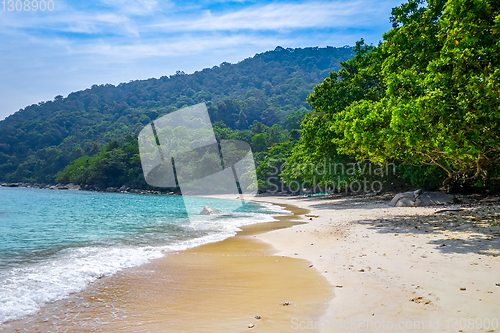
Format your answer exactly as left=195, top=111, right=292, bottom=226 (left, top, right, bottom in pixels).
left=3, top=0, right=499, bottom=193
left=295, top=0, right=500, bottom=191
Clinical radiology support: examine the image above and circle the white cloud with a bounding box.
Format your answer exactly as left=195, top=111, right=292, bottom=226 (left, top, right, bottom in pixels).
left=151, top=0, right=390, bottom=32
left=68, top=33, right=290, bottom=59
left=0, top=0, right=394, bottom=37
left=98, top=0, right=160, bottom=16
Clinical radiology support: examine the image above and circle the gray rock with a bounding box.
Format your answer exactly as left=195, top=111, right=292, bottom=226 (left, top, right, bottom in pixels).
left=89, top=185, right=101, bottom=191
left=199, top=206, right=222, bottom=215
left=389, top=191, right=416, bottom=206
left=395, top=197, right=415, bottom=207
left=419, top=192, right=456, bottom=206
left=66, top=183, right=81, bottom=190
left=106, top=187, right=118, bottom=192
left=390, top=190, right=455, bottom=207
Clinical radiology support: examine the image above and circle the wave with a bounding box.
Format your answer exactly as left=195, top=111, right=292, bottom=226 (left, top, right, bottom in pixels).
left=0, top=201, right=287, bottom=324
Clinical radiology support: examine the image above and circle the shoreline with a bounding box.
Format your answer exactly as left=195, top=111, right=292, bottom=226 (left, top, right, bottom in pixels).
left=2, top=198, right=332, bottom=332
left=3, top=192, right=499, bottom=332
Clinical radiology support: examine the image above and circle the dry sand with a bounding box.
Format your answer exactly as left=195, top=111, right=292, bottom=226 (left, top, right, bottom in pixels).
left=250, top=194, right=500, bottom=332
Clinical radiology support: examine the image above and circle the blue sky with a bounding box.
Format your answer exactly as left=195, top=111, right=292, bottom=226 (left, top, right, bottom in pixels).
left=0, top=0, right=404, bottom=120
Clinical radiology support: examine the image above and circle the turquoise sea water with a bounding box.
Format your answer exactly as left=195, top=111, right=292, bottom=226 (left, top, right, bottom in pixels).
left=0, top=186, right=284, bottom=324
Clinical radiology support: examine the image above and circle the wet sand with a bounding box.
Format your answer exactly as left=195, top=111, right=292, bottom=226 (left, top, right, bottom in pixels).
left=4, top=206, right=331, bottom=332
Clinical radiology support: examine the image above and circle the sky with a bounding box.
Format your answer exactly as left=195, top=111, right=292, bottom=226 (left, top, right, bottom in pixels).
left=0, top=0, right=405, bottom=121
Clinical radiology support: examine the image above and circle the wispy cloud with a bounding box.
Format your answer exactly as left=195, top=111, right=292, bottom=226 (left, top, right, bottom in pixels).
left=68, top=34, right=293, bottom=59
left=97, top=0, right=161, bottom=16
left=1, top=0, right=393, bottom=37
left=152, top=1, right=388, bottom=32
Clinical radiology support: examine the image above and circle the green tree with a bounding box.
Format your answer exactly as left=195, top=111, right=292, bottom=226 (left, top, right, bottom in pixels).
left=1, top=46, right=355, bottom=184
left=281, top=40, right=386, bottom=190
left=334, top=0, right=500, bottom=187
left=252, top=133, right=268, bottom=153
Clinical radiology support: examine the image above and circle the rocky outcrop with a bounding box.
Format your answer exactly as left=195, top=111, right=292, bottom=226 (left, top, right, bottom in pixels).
left=0, top=182, right=179, bottom=195
left=390, top=189, right=456, bottom=207
left=199, top=206, right=223, bottom=215
left=1, top=183, right=20, bottom=187
left=66, top=183, right=81, bottom=190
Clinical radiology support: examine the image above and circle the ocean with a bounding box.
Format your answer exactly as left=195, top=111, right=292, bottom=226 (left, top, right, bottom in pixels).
left=0, top=186, right=285, bottom=324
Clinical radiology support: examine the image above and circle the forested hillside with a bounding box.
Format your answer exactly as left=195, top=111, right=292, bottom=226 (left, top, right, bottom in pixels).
left=0, top=46, right=354, bottom=184
left=4, top=0, right=496, bottom=194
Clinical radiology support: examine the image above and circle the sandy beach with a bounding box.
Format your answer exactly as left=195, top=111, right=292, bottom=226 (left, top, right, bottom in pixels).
left=251, top=194, right=500, bottom=332
left=4, top=193, right=500, bottom=332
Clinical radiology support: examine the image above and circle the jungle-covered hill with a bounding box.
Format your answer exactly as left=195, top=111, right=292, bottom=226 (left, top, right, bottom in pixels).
left=0, top=46, right=354, bottom=184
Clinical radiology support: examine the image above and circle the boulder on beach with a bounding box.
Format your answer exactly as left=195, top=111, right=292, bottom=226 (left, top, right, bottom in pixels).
left=419, top=192, right=457, bottom=206
left=389, top=190, right=455, bottom=207
left=199, top=206, right=223, bottom=215
left=389, top=190, right=421, bottom=207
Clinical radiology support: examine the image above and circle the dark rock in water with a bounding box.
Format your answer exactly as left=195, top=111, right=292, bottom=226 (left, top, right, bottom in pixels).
left=199, top=206, right=222, bottom=215
left=389, top=190, right=455, bottom=207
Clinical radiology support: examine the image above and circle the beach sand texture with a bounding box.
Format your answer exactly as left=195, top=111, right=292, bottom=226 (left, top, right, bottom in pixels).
left=253, top=195, right=500, bottom=333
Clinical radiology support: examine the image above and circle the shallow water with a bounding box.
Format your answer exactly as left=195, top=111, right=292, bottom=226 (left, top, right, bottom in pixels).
left=0, top=186, right=285, bottom=323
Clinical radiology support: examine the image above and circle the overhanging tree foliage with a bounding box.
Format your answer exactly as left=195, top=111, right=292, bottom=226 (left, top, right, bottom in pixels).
left=308, top=0, right=500, bottom=189
left=280, top=40, right=389, bottom=189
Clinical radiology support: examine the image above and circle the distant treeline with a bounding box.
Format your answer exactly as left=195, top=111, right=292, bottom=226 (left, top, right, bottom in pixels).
left=0, top=46, right=353, bottom=184
left=55, top=121, right=293, bottom=191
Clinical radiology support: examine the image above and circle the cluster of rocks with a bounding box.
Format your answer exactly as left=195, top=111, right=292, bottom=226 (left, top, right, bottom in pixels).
left=0, top=182, right=179, bottom=195
left=0, top=182, right=78, bottom=190
left=389, top=189, right=457, bottom=207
